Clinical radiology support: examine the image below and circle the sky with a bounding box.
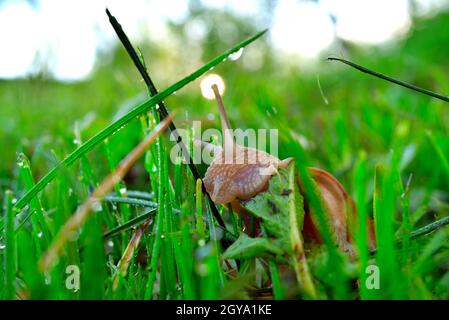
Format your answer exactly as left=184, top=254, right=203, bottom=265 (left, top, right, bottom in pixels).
left=0, top=0, right=447, bottom=82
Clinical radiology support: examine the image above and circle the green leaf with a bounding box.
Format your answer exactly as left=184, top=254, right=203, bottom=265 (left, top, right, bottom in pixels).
left=243, top=163, right=305, bottom=246
left=237, top=162, right=316, bottom=298
left=223, top=163, right=305, bottom=259
left=223, top=233, right=282, bottom=259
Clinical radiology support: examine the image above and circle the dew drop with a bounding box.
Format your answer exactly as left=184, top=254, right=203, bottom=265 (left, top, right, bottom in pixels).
left=229, top=48, right=244, bottom=61
left=44, top=273, right=52, bottom=285
left=91, top=200, right=102, bottom=212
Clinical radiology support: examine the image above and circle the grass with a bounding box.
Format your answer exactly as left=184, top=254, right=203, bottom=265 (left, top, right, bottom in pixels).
left=1, top=9, right=449, bottom=300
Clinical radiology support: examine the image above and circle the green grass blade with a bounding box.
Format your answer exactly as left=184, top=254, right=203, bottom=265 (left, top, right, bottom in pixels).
left=407, top=216, right=449, bottom=240
left=353, top=153, right=371, bottom=299
left=268, top=259, right=286, bottom=300
left=102, top=209, right=157, bottom=239
left=17, top=153, right=51, bottom=251
left=104, top=196, right=160, bottom=209
left=11, top=29, right=268, bottom=215
left=373, top=164, right=404, bottom=299
left=145, top=137, right=165, bottom=299
left=426, top=131, right=449, bottom=180
left=328, top=57, right=449, bottom=103
left=3, top=190, right=15, bottom=299
left=196, top=179, right=205, bottom=239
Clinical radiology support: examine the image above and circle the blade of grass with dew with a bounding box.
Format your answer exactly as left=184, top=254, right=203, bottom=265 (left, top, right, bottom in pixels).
left=104, top=138, right=131, bottom=226
left=16, top=153, right=50, bottom=252
left=80, top=211, right=106, bottom=299
left=268, top=259, right=286, bottom=300
left=113, top=220, right=151, bottom=291
left=159, top=136, right=178, bottom=299
left=180, top=202, right=197, bottom=299
left=38, top=115, right=173, bottom=272
left=408, top=216, right=449, bottom=240
left=10, top=29, right=268, bottom=220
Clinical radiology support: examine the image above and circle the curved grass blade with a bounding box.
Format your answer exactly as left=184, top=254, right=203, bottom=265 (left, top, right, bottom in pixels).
left=104, top=196, right=160, bottom=209
left=328, top=57, right=449, bottom=103
left=11, top=29, right=268, bottom=219
left=108, top=190, right=154, bottom=200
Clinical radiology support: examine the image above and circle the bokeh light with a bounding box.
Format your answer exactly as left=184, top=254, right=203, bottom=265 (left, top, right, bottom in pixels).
left=200, top=74, right=225, bottom=100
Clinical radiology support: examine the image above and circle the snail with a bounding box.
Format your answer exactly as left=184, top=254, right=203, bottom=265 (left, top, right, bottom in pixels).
left=199, top=84, right=375, bottom=254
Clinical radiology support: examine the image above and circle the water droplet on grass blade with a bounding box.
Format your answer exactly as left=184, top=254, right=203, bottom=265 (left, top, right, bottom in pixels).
left=229, top=47, right=244, bottom=61
left=91, top=200, right=102, bottom=212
